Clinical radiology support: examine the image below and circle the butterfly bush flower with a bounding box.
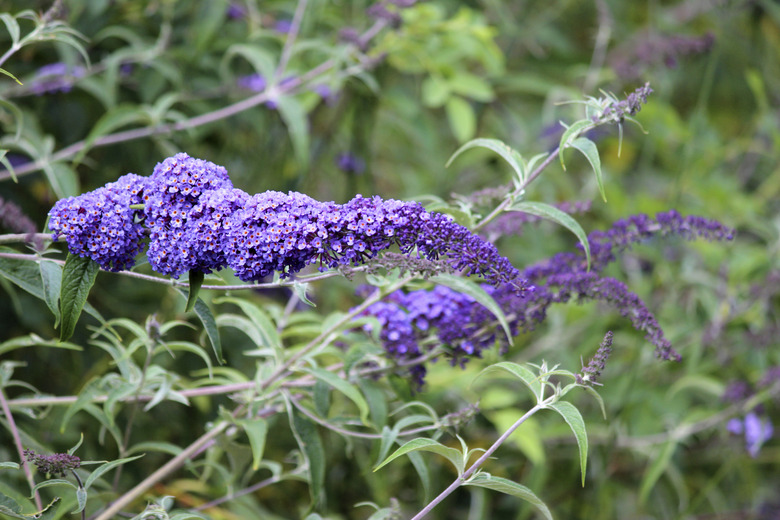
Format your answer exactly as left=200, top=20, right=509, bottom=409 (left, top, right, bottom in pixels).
left=145, top=153, right=233, bottom=277
left=727, top=412, right=774, bottom=458
left=360, top=211, right=733, bottom=382
left=24, top=449, right=80, bottom=478
left=49, top=173, right=149, bottom=271
left=226, top=192, right=532, bottom=291
left=576, top=331, right=614, bottom=385
left=360, top=286, right=482, bottom=389
left=29, top=62, right=86, bottom=95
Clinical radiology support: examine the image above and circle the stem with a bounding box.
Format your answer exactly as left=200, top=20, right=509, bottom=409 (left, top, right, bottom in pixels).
left=0, top=250, right=369, bottom=290
left=91, top=419, right=232, bottom=520
left=410, top=403, right=544, bottom=520
left=273, top=0, right=309, bottom=81
left=472, top=146, right=562, bottom=232
left=71, top=470, right=86, bottom=520
left=0, top=387, right=43, bottom=510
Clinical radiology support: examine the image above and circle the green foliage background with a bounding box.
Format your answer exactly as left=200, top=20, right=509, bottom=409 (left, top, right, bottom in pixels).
left=0, top=0, right=778, bottom=519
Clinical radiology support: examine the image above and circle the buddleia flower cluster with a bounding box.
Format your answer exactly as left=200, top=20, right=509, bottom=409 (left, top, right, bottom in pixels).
left=360, top=209, right=734, bottom=385
left=49, top=173, right=149, bottom=271
left=48, top=153, right=531, bottom=295
left=24, top=449, right=80, bottom=478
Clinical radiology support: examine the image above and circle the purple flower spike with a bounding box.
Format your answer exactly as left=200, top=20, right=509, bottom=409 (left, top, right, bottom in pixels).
left=24, top=450, right=80, bottom=478
left=48, top=173, right=149, bottom=271
left=145, top=153, right=234, bottom=277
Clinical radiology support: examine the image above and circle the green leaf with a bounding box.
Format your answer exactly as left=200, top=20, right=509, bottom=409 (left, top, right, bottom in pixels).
left=180, top=289, right=223, bottom=363
left=430, top=274, right=512, bottom=342
left=0, top=67, right=22, bottom=85
left=276, top=95, right=310, bottom=171
left=31, top=479, right=77, bottom=493
left=0, top=149, right=19, bottom=182
left=214, top=296, right=281, bottom=352
left=0, top=248, right=104, bottom=324
left=548, top=401, right=588, bottom=486
left=74, top=487, right=87, bottom=514
left=374, top=438, right=464, bottom=475
left=449, top=73, right=494, bottom=102
left=446, top=138, right=526, bottom=186
left=0, top=463, right=20, bottom=470
left=303, top=367, right=371, bottom=425
left=221, top=43, right=276, bottom=82
left=405, top=451, right=431, bottom=502
left=83, top=454, right=144, bottom=491
left=73, top=105, right=149, bottom=165
left=237, top=417, right=268, bottom=471
left=465, top=473, right=553, bottom=520
left=558, top=119, right=592, bottom=170
left=0, top=334, right=82, bottom=356
left=580, top=385, right=607, bottom=420
left=639, top=441, right=677, bottom=505
left=287, top=399, right=325, bottom=506
left=293, top=281, right=316, bottom=307
left=506, top=201, right=591, bottom=270
left=59, top=254, right=99, bottom=342
left=185, top=270, right=204, bottom=312
left=570, top=137, right=605, bottom=202
left=477, top=362, right=542, bottom=401
left=39, top=259, right=62, bottom=325
left=0, top=14, right=21, bottom=45
left=446, top=96, right=476, bottom=143
left=421, top=76, right=451, bottom=107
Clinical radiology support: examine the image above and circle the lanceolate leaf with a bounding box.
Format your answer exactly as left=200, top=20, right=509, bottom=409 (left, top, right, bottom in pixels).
left=286, top=398, right=325, bottom=506
left=374, top=437, right=464, bottom=475
left=185, top=270, right=204, bottom=312
left=83, top=454, right=144, bottom=490
left=477, top=362, right=543, bottom=401
left=507, top=201, right=592, bottom=270
left=179, top=289, right=223, bottom=363
left=277, top=96, right=310, bottom=171
left=548, top=400, right=588, bottom=486
left=238, top=418, right=269, bottom=470
left=570, top=137, right=606, bottom=202
left=303, top=367, right=371, bottom=425
left=446, top=138, right=526, bottom=186
left=39, top=259, right=62, bottom=324
left=465, top=473, right=553, bottom=520
left=0, top=249, right=104, bottom=324
left=59, top=254, right=99, bottom=342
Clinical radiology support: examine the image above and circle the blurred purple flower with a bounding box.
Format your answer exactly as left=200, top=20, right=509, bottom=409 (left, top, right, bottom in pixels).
left=226, top=2, right=247, bottom=19
left=275, top=19, right=292, bottom=33
left=313, top=84, right=337, bottom=105
left=728, top=412, right=774, bottom=458
left=610, top=31, right=715, bottom=80
left=0, top=195, right=40, bottom=249
left=29, top=62, right=85, bottom=95
left=237, top=73, right=267, bottom=93
left=336, top=152, right=366, bottom=174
